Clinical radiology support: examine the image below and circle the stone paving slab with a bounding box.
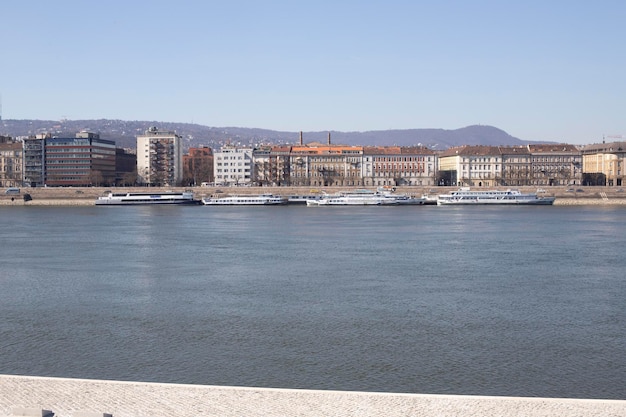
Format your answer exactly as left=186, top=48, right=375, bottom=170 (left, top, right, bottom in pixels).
left=1, top=375, right=624, bottom=417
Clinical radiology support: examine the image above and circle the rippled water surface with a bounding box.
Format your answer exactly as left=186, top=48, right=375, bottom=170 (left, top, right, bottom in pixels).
left=0, top=204, right=624, bottom=399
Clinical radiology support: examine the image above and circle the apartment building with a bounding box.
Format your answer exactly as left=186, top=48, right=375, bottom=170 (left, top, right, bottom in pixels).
left=0, top=135, right=22, bottom=188
left=288, top=142, right=364, bottom=187
left=136, top=127, right=183, bottom=186
left=439, top=146, right=504, bottom=187
left=253, top=145, right=291, bottom=186
left=183, top=147, right=213, bottom=186
left=438, top=144, right=582, bottom=187
left=499, top=146, right=532, bottom=186
left=363, top=146, right=436, bottom=187
left=528, top=144, right=581, bottom=186
left=22, top=134, right=48, bottom=187
left=581, top=141, right=626, bottom=186
left=214, top=145, right=253, bottom=186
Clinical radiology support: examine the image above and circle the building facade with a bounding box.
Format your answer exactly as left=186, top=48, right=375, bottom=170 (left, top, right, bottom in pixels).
left=136, top=127, right=183, bottom=186
left=0, top=136, right=23, bottom=188
left=499, top=146, right=532, bottom=186
left=214, top=145, right=253, bottom=186
left=581, top=141, right=626, bottom=186
left=363, top=146, right=436, bottom=187
left=528, top=144, right=581, bottom=186
left=183, top=147, right=213, bottom=186
left=439, top=146, right=503, bottom=187
left=22, top=134, right=48, bottom=187
left=45, top=132, right=116, bottom=187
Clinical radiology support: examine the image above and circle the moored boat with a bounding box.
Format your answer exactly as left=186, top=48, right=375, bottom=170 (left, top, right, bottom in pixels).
left=376, top=188, right=426, bottom=205
left=95, top=190, right=199, bottom=205
left=436, top=188, right=555, bottom=205
left=306, top=189, right=397, bottom=206
left=286, top=194, right=324, bottom=205
left=202, top=194, right=287, bottom=205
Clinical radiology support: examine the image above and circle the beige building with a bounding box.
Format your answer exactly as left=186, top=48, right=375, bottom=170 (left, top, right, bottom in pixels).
left=439, top=146, right=503, bottom=187
left=136, top=127, right=183, bottom=186
left=581, top=141, right=626, bottom=186
left=439, top=144, right=582, bottom=187
left=0, top=136, right=22, bottom=188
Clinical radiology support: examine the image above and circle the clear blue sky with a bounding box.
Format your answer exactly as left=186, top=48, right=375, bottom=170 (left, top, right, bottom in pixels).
left=1, top=0, right=624, bottom=144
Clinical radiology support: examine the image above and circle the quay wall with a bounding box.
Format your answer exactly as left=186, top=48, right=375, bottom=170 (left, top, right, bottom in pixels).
left=1, top=186, right=626, bottom=206
left=1, top=375, right=625, bottom=417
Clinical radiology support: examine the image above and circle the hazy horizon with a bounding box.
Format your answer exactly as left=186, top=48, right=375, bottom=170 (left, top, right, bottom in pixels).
left=1, top=1, right=624, bottom=145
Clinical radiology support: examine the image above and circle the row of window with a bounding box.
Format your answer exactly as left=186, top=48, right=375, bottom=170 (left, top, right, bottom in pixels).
left=216, top=169, right=250, bottom=173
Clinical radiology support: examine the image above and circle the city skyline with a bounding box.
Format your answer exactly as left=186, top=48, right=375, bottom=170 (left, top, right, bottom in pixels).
left=1, top=0, right=624, bottom=145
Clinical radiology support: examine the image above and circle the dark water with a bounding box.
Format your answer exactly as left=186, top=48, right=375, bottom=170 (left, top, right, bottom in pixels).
left=0, top=205, right=624, bottom=399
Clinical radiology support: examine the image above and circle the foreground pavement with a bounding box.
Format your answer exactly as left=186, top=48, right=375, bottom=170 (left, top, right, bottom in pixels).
left=1, top=375, right=624, bottom=417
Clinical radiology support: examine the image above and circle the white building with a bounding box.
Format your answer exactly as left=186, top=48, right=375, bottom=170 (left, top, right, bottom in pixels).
left=214, top=145, right=253, bottom=186
left=136, top=127, right=183, bottom=186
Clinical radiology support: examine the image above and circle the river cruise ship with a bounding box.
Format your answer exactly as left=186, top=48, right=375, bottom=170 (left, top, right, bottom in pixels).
left=202, top=194, right=287, bottom=205
left=436, top=188, right=555, bottom=205
left=96, top=191, right=198, bottom=205
left=306, top=189, right=399, bottom=206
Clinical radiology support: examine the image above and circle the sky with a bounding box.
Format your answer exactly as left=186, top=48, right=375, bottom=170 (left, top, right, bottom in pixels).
left=1, top=0, right=625, bottom=144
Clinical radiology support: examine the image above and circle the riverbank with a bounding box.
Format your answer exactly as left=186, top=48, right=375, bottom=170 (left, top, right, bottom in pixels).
left=1, top=375, right=624, bottom=417
left=1, top=186, right=626, bottom=206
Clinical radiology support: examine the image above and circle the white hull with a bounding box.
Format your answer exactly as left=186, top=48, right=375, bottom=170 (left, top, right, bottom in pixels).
left=202, top=194, right=286, bottom=205
left=96, top=192, right=198, bottom=205
left=309, top=198, right=395, bottom=206
left=437, top=198, right=555, bottom=205
left=437, top=188, right=555, bottom=206
left=306, top=188, right=427, bottom=206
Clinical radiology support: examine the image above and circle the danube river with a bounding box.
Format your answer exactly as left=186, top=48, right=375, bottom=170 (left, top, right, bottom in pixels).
left=0, top=204, right=624, bottom=399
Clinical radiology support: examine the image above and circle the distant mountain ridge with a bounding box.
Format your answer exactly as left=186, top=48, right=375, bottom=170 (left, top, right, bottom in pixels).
left=1, top=119, right=546, bottom=150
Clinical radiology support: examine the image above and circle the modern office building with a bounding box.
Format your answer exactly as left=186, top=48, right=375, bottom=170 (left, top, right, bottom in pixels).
left=45, top=132, right=116, bottom=187
left=136, top=127, right=183, bottom=186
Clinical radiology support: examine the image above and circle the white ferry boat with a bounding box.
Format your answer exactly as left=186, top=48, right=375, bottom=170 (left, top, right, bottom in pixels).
left=376, top=188, right=426, bottom=205
left=286, top=194, right=324, bottom=204
left=202, top=194, right=287, bottom=205
left=95, top=191, right=198, bottom=205
left=436, top=188, right=555, bottom=205
left=306, top=189, right=398, bottom=206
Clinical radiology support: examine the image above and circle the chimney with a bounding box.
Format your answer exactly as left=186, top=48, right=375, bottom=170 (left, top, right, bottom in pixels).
left=328, top=132, right=331, bottom=145
left=299, top=131, right=303, bottom=146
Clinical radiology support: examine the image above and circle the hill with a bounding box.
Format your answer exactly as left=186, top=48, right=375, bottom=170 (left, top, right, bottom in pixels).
left=1, top=119, right=542, bottom=150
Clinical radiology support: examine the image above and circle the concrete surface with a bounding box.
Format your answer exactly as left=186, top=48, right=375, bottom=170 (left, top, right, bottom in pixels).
left=1, top=375, right=624, bottom=417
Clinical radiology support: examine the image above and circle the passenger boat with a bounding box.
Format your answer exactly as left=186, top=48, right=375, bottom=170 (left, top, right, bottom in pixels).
left=306, top=189, right=398, bottom=206
left=436, top=188, right=555, bottom=205
left=202, top=194, right=287, bottom=205
left=388, top=194, right=427, bottom=205
left=376, top=188, right=426, bottom=205
left=286, top=194, right=324, bottom=205
left=95, top=190, right=199, bottom=205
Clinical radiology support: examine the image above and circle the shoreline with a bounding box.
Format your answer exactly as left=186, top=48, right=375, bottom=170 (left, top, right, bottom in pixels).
left=2, top=185, right=626, bottom=206
left=1, top=375, right=624, bottom=417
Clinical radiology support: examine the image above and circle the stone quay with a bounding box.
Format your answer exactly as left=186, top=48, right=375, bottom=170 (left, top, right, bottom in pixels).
left=1, top=186, right=626, bottom=206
